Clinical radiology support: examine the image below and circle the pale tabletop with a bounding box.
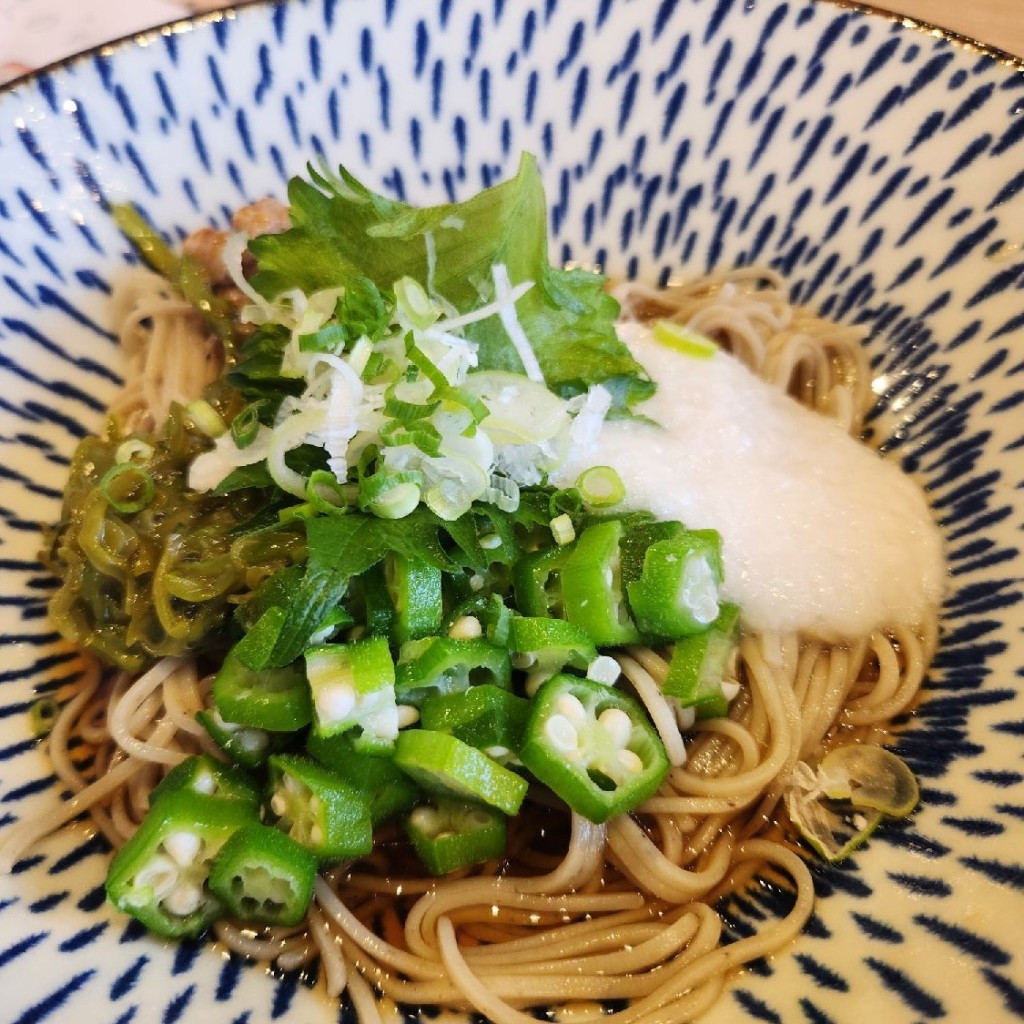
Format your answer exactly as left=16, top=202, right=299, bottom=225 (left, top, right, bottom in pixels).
left=0, top=0, right=1021, bottom=84
left=866, top=0, right=1023, bottom=57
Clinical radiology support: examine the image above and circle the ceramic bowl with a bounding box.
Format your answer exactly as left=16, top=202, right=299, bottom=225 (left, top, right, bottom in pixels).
left=0, top=2, right=1022, bottom=1021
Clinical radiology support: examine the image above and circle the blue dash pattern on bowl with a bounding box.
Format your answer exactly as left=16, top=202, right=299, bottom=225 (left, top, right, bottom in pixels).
left=0, top=1, right=1022, bottom=1022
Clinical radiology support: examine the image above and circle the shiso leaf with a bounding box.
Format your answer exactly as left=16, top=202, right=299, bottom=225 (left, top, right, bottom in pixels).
left=247, top=153, right=654, bottom=410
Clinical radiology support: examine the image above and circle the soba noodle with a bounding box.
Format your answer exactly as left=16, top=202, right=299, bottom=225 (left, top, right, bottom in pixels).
left=108, top=268, right=224, bottom=434
left=4, top=264, right=938, bottom=1024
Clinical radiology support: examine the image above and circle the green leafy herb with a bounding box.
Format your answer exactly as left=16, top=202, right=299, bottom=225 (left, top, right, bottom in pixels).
left=228, top=323, right=304, bottom=412
left=248, top=154, right=653, bottom=409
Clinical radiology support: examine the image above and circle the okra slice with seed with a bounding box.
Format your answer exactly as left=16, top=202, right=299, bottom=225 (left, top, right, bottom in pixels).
left=195, top=708, right=291, bottom=769
left=663, top=602, right=741, bottom=720
left=106, top=791, right=256, bottom=938
left=404, top=798, right=507, bottom=875
left=267, top=754, right=373, bottom=860
left=306, top=731, right=420, bottom=827
left=213, top=650, right=312, bottom=732
left=626, top=529, right=724, bottom=640
left=508, top=616, right=597, bottom=676
left=560, top=520, right=641, bottom=646
left=386, top=553, right=443, bottom=642
left=419, top=685, right=530, bottom=764
left=208, top=823, right=317, bottom=926
left=512, top=543, right=575, bottom=618
left=149, top=753, right=261, bottom=811
left=395, top=636, right=511, bottom=707
left=305, top=636, right=398, bottom=753
left=519, top=674, right=670, bottom=824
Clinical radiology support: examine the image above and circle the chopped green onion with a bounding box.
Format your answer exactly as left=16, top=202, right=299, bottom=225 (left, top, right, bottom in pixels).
left=459, top=371, right=569, bottom=446
left=652, top=320, right=718, bottom=359
left=405, top=335, right=449, bottom=391
left=358, top=352, right=393, bottom=385
left=299, top=323, right=349, bottom=353
left=185, top=399, right=227, bottom=438
left=360, top=351, right=390, bottom=382
left=379, top=420, right=443, bottom=457
left=550, top=513, right=576, bottom=546
left=230, top=401, right=266, bottom=449
left=395, top=276, right=439, bottom=330
left=383, top=391, right=441, bottom=424
left=423, top=459, right=490, bottom=521
left=360, top=471, right=423, bottom=520
left=576, top=466, right=625, bottom=508
left=278, top=502, right=316, bottom=523
left=437, top=386, right=490, bottom=429
left=114, top=439, right=154, bottom=465
left=485, top=475, right=519, bottom=514
left=99, top=463, right=156, bottom=515
left=357, top=443, right=381, bottom=480
left=306, top=470, right=354, bottom=516
left=333, top=274, right=396, bottom=344
left=29, top=696, right=59, bottom=737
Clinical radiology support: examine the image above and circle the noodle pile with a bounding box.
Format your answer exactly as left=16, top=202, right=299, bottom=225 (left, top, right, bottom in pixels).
left=108, top=269, right=225, bottom=434
left=2, top=267, right=938, bottom=1024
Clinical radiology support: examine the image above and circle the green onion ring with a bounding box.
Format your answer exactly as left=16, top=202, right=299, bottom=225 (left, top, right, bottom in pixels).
left=99, top=462, right=156, bottom=514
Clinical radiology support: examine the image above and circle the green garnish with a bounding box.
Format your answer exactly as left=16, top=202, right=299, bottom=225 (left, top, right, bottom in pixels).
left=99, top=462, right=155, bottom=514
left=575, top=465, right=625, bottom=509
left=249, top=154, right=652, bottom=406
left=651, top=320, right=718, bottom=359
